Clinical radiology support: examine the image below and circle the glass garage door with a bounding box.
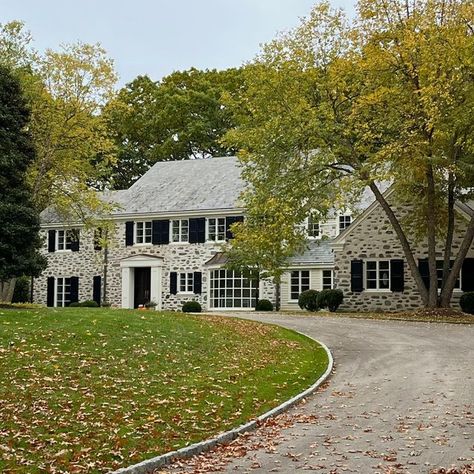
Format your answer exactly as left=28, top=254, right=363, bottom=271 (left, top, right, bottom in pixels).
left=209, top=269, right=257, bottom=309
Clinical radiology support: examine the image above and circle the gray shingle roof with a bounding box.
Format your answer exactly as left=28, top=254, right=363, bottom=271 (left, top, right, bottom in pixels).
left=124, top=156, right=244, bottom=214
left=288, top=240, right=334, bottom=266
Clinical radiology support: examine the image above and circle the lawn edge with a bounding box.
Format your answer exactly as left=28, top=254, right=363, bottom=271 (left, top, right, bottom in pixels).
left=112, top=327, right=333, bottom=474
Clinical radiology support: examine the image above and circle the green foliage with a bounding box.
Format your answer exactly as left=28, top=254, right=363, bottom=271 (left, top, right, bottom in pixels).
left=103, top=68, right=245, bottom=188
left=255, top=299, right=273, bottom=311
left=317, top=289, right=344, bottom=312
left=298, top=290, right=320, bottom=312
left=460, top=293, right=474, bottom=315
left=0, top=66, right=46, bottom=286
left=12, top=276, right=30, bottom=303
left=182, top=301, right=202, bottom=313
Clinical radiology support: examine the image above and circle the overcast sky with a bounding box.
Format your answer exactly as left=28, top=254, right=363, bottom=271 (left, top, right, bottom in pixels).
left=2, top=0, right=356, bottom=87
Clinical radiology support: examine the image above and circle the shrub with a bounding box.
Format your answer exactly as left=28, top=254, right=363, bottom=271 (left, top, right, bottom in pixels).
left=101, top=301, right=111, bottom=308
left=12, top=276, right=30, bottom=303
left=145, top=301, right=157, bottom=309
left=256, top=299, right=273, bottom=311
left=182, top=301, right=202, bottom=313
left=317, top=289, right=344, bottom=312
left=298, top=290, right=320, bottom=312
left=460, top=292, right=474, bottom=314
left=69, top=300, right=99, bottom=308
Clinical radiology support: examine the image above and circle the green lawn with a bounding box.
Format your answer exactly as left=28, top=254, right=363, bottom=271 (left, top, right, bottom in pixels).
left=0, top=308, right=328, bottom=473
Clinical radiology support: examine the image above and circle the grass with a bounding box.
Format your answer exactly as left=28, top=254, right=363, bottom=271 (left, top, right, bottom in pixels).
left=0, top=308, right=328, bottom=473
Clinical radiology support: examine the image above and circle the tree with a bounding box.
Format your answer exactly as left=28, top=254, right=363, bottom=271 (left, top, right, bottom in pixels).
left=0, top=65, right=46, bottom=301
left=103, top=67, right=245, bottom=189
left=225, top=0, right=474, bottom=308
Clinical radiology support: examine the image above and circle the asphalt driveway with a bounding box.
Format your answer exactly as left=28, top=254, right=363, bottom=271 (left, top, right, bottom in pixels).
left=166, top=313, right=474, bottom=473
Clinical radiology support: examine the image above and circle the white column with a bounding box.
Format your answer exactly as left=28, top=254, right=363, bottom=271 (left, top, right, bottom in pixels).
left=150, top=267, right=161, bottom=310
left=121, top=267, right=133, bottom=309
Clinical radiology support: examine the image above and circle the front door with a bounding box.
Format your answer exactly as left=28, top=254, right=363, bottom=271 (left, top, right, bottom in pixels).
left=134, top=267, right=151, bottom=308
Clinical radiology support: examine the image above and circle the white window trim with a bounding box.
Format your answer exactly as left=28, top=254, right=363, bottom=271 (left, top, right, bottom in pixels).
left=206, top=217, right=226, bottom=243
left=56, top=229, right=73, bottom=252
left=306, top=217, right=321, bottom=240
left=364, top=259, right=392, bottom=292
left=134, top=221, right=152, bottom=245
left=54, top=276, right=72, bottom=307
left=289, top=270, right=310, bottom=302
left=170, top=219, right=189, bottom=244
left=178, top=272, right=194, bottom=294
left=338, top=213, right=352, bottom=233
left=208, top=269, right=257, bottom=309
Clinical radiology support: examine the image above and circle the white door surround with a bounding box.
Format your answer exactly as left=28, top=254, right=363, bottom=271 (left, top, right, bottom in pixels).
left=120, top=254, right=163, bottom=309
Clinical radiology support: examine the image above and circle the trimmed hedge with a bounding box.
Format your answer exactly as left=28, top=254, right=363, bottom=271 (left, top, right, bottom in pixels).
left=460, top=292, right=474, bottom=315
left=69, top=300, right=99, bottom=308
left=256, top=299, right=273, bottom=311
left=298, top=290, right=320, bottom=312
left=182, top=301, right=202, bottom=313
left=317, top=289, right=344, bottom=312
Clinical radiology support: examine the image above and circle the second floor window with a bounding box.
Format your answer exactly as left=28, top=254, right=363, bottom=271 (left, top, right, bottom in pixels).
left=171, top=219, right=189, bottom=243
left=57, top=230, right=73, bottom=251
left=135, top=221, right=152, bottom=244
left=290, top=270, right=310, bottom=300
left=339, top=215, right=352, bottom=232
left=207, top=217, right=226, bottom=242
left=307, top=217, right=320, bottom=238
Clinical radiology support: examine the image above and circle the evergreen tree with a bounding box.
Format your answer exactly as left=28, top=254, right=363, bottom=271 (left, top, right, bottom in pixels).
left=0, top=65, right=46, bottom=301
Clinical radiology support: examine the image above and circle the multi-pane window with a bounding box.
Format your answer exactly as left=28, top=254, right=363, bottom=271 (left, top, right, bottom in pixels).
left=171, top=219, right=189, bottom=243
left=135, top=221, right=152, bottom=244
left=366, top=260, right=390, bottom=290
left=322, top=270, right=334, bottom=289
left=209, top=269, right=257, bottom=309
left=56, top=277, right=71, bottom=307
left=57, top=230, right=73, bottom=251
left=339, top=215, right=352, bottom=232
left=290, top=270, right=310, bottom=300
left=307, top=217, right=320, bottom=238
left=179, top=272, right=194, bottom=293
left=207, top=217, right=226, bottom=242
left=436, top=260, right=461, bottom=289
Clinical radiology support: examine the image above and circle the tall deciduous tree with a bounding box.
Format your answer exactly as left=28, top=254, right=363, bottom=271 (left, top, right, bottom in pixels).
left=225, top=0, right=474, bottom=308
left=0, top=65, right=46, bottom=301
left=103, top=67, right=245, bottom=189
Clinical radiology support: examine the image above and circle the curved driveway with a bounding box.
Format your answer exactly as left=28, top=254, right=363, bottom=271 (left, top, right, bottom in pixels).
left=167, top=313, right=474, bottom=474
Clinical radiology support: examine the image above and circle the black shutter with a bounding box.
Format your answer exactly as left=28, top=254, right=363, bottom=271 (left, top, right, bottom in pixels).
left=189, top=218, right=206, bottom=243
left=170, top=272, right=178, bottom=295
left=70, top=229, right=80, bottom=252
left=418, top=259, right=430, bottom=289
left=462, top=258, right=474, bottom=292
left=351, top=260, right=364, bottom=293
left=125, top=221, right=134, bottom=246
left=48, top=230, right=56, bottom=252
left=152, top=220, right=170, bottom=245
left=47, top=277, right=55, bottom=307
left=390, top=259, right=404, bottom=292
left=94, top=228, right=102, bottom=251
left=193, top=272, right=202, bottom=294
left=226, top=216, right=244, bottom=240
left=69, top=277, right=79, bottom=305
left=93, top=276, right=101, bottom=306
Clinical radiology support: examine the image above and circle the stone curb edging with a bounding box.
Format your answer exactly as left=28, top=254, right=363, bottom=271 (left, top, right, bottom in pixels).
left=112, top=332, right=334, bottom=474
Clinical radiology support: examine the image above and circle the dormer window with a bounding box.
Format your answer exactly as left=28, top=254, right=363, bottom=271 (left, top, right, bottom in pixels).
left=135, top=221, right=152, bottom=244
left=307, top=216, right=320, bottom=238
left=339, top=215, right=352, bottom=232
left=171, top=219, right=189, bottom=243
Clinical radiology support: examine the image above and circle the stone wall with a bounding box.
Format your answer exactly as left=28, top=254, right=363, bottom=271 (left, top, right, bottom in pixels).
left=34, top=221, right=278, bottom=311
left=334, top=197, right=473, bottom=312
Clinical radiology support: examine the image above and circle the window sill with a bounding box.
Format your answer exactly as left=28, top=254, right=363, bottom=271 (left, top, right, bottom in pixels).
left=177, top=292, right=195, bottom=295
left=169, top=241, right=189, bottom=245
left=363, top=289, right=393, bottom=294
left=55, top=249, right=72, bottom=253
left=133, top=243, right=153, bottom=247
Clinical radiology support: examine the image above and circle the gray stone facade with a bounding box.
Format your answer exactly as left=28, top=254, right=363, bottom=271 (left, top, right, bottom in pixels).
left=334, top=196, right=474, bottom=312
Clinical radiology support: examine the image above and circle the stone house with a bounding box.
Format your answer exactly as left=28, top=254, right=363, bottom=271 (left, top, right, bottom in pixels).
left=34, top=156, right=474, bottom=311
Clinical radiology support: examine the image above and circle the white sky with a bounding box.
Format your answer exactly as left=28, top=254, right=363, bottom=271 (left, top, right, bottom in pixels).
left=2, top=0, right=356, bottom=86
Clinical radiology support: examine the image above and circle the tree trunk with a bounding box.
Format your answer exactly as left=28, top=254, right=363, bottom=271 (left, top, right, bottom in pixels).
left=368, top=182, right=429, bottom=305
left=440, top=172, right=455, bottom=306
left=0, top=278, right=17, bottom=303
left=440, top=214, right=474, bottom=307
left=426, top=165, right=439, bottom=307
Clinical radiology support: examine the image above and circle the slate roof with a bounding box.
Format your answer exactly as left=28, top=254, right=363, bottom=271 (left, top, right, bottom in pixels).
left=287, top=240, right=334, bottom=266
